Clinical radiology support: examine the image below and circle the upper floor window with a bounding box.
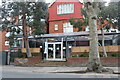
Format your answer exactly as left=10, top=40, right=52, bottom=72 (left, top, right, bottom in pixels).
left=57, top=4, right=74, bottom=15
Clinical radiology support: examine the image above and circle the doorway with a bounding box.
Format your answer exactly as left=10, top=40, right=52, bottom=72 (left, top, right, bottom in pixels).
left=45, top=42, right=65, bottom=61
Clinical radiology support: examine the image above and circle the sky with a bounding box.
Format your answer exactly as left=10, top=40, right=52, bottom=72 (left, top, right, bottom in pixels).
left=45, top=0, right=110, bottom=3
left=45, top=0, right=53, bottom=3
left=0, top=0, right=111, bottom=4
left=0, top=0, right=2, bottom=6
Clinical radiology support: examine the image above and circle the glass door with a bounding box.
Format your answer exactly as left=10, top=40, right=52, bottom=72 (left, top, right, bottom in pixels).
left=47, top=44, right=54, bottom=59
left=46, top=42, right=64, bottom=61
left=55, top=43, right=62, bottom=59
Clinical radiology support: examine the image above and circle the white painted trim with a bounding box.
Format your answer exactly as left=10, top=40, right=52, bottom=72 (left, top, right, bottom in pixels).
left=48, top=0, right=56, bottom=8
left=46, top=42, right=48, bottom=60
left=46, top=42, right=64, bottom=61
left=53, top=44, right=55, bottom=59
left=46, top=58, right=66, bottom=61
left=47, top=42, right=62, bottom=44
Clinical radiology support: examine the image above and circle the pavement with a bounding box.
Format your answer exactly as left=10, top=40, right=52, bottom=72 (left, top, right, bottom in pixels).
left=2, top=65, right=119, bottom=73
left=1, top=65, right=120, bottom=78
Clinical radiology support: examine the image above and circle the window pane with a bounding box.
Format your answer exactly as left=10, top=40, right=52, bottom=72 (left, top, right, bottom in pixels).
left=5, top=41, right=9, bottom=46
left=61, top=5, right=63, bottom=14
left=71, top=4, right=74, bottom=13
left=55, top=24, right=58, bottom=30
left=57, top=4, right=74, bottom=15
left=59, top=5, right=61, bottom=14
left=63, top=22, right=73, bottom=33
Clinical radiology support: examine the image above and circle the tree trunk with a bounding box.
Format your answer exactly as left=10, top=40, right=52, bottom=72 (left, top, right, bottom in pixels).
left=83, top=1, right=113, bottom=73
left=101, top=28, right=107, bottom=57
left=87, top=15, right=103, bottom=72
left=85, top=2, right=103, bottom=72
left=22, top=14, right=32, bottom=58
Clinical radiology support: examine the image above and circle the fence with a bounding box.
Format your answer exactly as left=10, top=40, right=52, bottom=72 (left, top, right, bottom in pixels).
left=71, top=45, right=120, bottom=53
left=21, top=48, right=41, bottom=53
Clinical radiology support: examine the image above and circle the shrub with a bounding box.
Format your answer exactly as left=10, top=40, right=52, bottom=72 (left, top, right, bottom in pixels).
left=18, top=49, right=27, bottom=58
left=71, top=55, right=78, bottom=57
left=79, top=53, right=89, bottom=57
left=111, top=53, right=120, bottom=57
left=99, top=53, right=104, bottom=57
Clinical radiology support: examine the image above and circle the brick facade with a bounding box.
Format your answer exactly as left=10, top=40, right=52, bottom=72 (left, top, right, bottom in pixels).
left=48, top=0, right=117, bottom=34
left=14, top=56, right=42, bottom=66
left=67, top=57, right=119, bottom=67
left=0, top=16, right=33, bottom=51
left=0, top=31, right=10, bottom=52
left=14, top=57, right=119, bottom=67
left=48, top=0, right=82, bottom=34
left=49, top=20, right=78, bottom=33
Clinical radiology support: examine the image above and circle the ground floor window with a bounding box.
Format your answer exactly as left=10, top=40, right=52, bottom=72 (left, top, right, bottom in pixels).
left=54, top=24, right=58, bottom=31
left=63, top=22, right=73, bottom=33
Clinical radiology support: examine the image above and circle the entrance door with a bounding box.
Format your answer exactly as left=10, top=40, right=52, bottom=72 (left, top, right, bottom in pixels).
left=46, top=42, right=64, bottom=61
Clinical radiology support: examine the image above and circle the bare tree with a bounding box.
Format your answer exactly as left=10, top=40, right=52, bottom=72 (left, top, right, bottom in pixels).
left=83, top=1, right=104, bottom=72
left=83, top=0, right=114, bottom=73
left=22, top=8, right=32, bottom=57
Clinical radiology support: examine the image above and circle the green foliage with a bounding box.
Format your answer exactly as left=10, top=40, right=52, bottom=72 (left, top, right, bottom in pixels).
left=111, top=53, right=120, bottom=57
left=27, top=2, right=48, bottom=34
left=100, top=2, right=118, bottom=19
left=81, top=8, right=88, bottom=19
left=18, top=49, right=27, bottom=58
left=84, top=19, right=89, bottom=26
left=99, top=2, right=119, bottom=30
left=69, top=18, right=88, bottom=31
left=71, top=53, right=89, bottom=57
left=3, top=1, right=48, bottom=35
left=2, top=1, right=48, bottom=49
left=71, top=53, right=120, bottom=58
left=99, top=53, right=104, bottom=57
left=69, top=18, right=75, bottom=25
left=79, top=53, right=89, bottom=57
left=69, top=6, right=89, bottom=31
left=73, top=19, right=83, bottom=28
left=71, top=55, right=77, bottom=57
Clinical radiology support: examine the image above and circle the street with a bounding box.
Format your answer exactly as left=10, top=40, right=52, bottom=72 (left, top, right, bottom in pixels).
left=1, top=66, right=119, bottom=78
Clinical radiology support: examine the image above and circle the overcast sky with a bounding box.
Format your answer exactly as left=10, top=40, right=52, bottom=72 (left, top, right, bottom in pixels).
left=45, top=0, right=110, bottom=6
left=45, top=0, right=110, bottom=3
left=0, top=0, right=110, bottom=7
left=45, top=0, right=53, bottom=3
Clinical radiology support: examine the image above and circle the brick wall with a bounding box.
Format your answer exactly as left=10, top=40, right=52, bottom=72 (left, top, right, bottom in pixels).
left=67, top=57, right=120, bottom=67
left=0, top=31, right=3, bottom=52
left=27, top=57, right=41, bottom=65
left=49, top=19, right=78, bottom=34
left=14, top=56, right=42, bottom=66
left=0, top=31, right=10, bottom=52
left=49, top=19, right=116, bottom=34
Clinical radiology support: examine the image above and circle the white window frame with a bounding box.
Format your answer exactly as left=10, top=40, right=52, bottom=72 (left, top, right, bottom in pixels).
left=5, top=41, right=9, bottom=46
left=57, top=4, right=74, bottom=15
left=54, top=24, right=58, bottom=31
left=63, top=22, right=73, bottom=33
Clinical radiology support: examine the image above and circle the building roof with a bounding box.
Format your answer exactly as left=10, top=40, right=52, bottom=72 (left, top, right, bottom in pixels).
left=40, top=31, right=120, bottom=38
left=48, top=0, right=83, bottom=8
left=15, top=31, right=120, bottom=41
